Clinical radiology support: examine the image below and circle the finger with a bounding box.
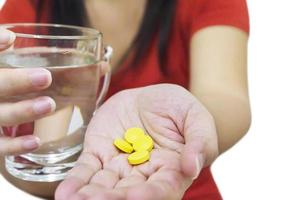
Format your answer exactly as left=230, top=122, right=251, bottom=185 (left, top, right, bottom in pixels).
left=125, top=165, right=185, bottom=200
left=89, top=169, right=119, bottom=189
left=0, top=28, right=15, bottom=50
left=147, top=168, right=190, bottom=195
left=126, top=181, right=174, bottom=200
left=74, top=184, right=124, bottom=200
left=0, top=96, right=56, bottom=126
left=55, top=152, right=101, bottom=200
left=0, top=68, right=52, bottom=97
left=0, top=135, right=40, bottom=155
left=181, top=104, right=218, bottom=179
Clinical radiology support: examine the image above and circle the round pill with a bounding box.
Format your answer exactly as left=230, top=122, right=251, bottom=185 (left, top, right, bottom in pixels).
left=114, top=138, right=133, bottom=153
left=128, top=150, right=150, bottom=165
left=133, top=135, right=154, bottom=152
left=124, top=127, right=145, bottom=144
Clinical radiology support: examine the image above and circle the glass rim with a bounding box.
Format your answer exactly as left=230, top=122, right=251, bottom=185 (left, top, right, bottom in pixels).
left=0, top=23, right=102, bottom=40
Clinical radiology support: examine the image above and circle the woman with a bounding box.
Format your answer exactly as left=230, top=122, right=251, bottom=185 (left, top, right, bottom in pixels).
left=0, top=0, right=251, bottom=199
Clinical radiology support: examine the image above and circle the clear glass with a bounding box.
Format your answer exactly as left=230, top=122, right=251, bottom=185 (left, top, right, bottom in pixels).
left=0, top=23, right=111, bottom=182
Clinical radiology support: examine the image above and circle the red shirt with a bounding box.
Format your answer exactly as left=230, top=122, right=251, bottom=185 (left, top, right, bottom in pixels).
left=0, top=0, right=249, bottom=199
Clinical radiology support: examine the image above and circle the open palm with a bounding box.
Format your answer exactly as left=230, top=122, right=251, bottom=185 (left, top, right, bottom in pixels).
left=56, top=84, right=218, bottom=200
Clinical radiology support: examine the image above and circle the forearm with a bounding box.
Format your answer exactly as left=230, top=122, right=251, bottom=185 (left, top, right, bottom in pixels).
left=189, top=26, right=250, bottom=154
left=192, top=88, right=251, bottom=153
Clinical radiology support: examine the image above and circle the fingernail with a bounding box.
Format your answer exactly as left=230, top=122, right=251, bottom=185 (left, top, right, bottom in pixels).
left=192, top=154, right=204, bottom=180
left=33, top=97, right=56, bottom=115
left=22, top=136, right=40, bottom=150
left=28, top=68, right=51, bottom=87
left=0, top=29, right=15, bottom=44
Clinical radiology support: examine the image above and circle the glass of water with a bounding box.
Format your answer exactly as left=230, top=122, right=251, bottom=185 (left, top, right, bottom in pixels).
left=0, top=23, right=112, bottom=182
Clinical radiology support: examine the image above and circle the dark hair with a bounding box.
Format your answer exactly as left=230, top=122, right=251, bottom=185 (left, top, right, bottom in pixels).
left=36, top=0, right=177, bottom=74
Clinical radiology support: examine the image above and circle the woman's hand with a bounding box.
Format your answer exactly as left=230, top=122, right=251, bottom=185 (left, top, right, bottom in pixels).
left=56, top=84, right=219, bottom=200
left=0, top=28, right=55, bottom=155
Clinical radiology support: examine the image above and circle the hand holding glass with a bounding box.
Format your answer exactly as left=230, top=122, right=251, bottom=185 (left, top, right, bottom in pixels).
left=0, top=23, right=112, bottom=182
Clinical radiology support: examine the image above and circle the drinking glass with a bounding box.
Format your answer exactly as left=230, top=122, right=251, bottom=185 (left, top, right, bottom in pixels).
left=0, top=23, right=112, bottom=182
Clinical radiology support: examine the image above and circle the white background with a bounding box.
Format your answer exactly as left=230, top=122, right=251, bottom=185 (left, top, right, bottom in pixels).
left=1, top=0, right=300, bottom=199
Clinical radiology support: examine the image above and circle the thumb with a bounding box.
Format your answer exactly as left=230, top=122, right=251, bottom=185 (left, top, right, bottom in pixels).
left=180, top=103, right=219, bottom=180
left=181, top=138, right=205, bottom=180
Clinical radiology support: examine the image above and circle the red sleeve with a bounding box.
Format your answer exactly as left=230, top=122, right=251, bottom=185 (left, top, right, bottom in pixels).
left=180, top=0, right=250, bottom=38
left=0, top=0, right=36, bottom=23
left=0, top=0, right=50, bottom=23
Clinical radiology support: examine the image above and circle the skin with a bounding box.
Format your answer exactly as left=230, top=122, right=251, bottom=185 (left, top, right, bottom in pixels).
left=56, top=84, right=218, bottom=200
left=0, top=1, right=250, bottom=199
left=84, top=0, right=147, bottom=71
left=0, top=29, right=54, bottom=155
left=190, top=26, right=251, bottom=152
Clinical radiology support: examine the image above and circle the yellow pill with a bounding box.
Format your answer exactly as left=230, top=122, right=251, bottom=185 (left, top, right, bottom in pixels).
left=133, top=135, right=154, bottom=152
left=124, top=127, right=145, bottom=144
left=128, top=150, right=150, bottom=165
left=114, top=138, right=133, bottom=153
